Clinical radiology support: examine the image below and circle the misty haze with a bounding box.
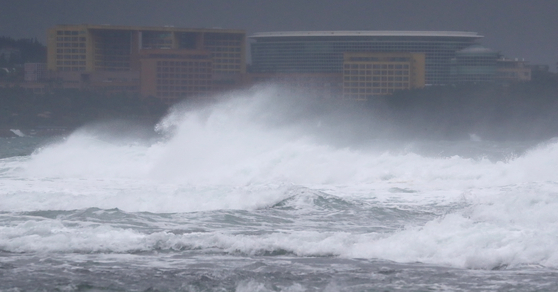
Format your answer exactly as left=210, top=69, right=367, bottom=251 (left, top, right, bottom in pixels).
left=2, top=1, right=558, bottom=291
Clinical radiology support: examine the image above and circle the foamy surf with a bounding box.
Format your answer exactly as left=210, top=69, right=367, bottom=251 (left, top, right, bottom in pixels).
left=1, top=86, right=558, bottom=291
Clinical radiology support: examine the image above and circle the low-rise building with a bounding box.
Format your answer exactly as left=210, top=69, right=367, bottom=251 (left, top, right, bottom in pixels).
left=342, top=52, right=425, bottom=100
left=496, top=58, right=531, bottom=82
left=46, top=24, right=246, bottom=102
left=139, top=49, right=213, bottom=102
left=24, top=63, right=47, bottom=81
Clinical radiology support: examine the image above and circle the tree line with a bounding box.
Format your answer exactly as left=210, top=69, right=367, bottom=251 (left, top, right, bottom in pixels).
left=0, top=36, right=46, bottom=66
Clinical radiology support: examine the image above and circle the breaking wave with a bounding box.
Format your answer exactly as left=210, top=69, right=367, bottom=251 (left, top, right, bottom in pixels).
left=2, top=86, right=558, bottom=270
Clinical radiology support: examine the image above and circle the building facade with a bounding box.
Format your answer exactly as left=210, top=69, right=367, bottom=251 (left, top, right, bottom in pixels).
left=342, top=52, right=425, bottom=100
left=249, top=31, right=482, bottom=86
left=46, top=24, right=246, bottom=101
left=450, top=45, right=500, bottom=83
left=496, top=58, right=531, bottom=83
left=24, top=63, right=47, bottom=81
left=139, top=49, right=213, bottom=102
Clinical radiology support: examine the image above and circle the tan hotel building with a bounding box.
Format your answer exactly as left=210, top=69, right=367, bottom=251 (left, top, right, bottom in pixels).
left=342, top=52, right=425, bottom=100
left=47, top=24, right=246, bottom=102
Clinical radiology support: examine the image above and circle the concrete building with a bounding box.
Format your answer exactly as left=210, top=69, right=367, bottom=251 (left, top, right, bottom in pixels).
left=139, top=49, right=213, bottom=102
left=46, top=24, right=246, bottom=101
left=342, top=52, right=425, bottom=100
left=24, top=63, right=47, bottom=81
left=249, top=31, right=482, bottom=86
left=496, top=58, right=531, bottom=83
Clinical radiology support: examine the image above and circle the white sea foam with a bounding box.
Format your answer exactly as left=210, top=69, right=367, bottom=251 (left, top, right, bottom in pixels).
left=14, top=87, right=558, bottom=190
left=2, top=86, right=558, bottom=270
left=3, top=200, right=558, bottom=270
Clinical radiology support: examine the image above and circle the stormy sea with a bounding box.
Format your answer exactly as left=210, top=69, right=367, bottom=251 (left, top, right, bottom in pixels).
left=1, top=86, right=558, bottom=291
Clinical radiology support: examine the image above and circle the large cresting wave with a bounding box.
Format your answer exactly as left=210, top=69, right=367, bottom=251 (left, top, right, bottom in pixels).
left=2, top=85, right=558, bottom=270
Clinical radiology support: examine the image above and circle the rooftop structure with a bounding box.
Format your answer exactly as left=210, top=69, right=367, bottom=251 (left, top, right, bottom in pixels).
left=250, top=30, right=483, bottom=85
left=251, top=31, right=482, bottom=38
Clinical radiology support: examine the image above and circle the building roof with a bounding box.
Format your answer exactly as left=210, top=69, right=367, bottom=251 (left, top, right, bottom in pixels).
left=52, top=24, right=245, bottom=34
left=250, top=31, right=483, bottom=39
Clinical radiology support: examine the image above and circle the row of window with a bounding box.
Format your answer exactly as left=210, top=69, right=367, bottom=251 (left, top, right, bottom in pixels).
left=344, top=88, right=398, bottom=94
left=211, top=53, right=241, bottom=58
left=56, top=49, right=86, bottom=54
left=214, top=64, right=241, bottom=70
left=94, top=62, right=130, bottom=68
left=95, top=56, right=129, bottom=61
left=156, top=61, right=211, bottom=67
left=205, top=41, right=242, bottom=47
left=344, top=70, right=410, bottom=76
left=99, top=68, right=130, bottom=72
left=57, top=67, right=86, bottom=71
left=94, top=42, right=129, bottom=48
left=56, top=61, right=86, bottom=65
left=344, top=64, right=410, bottom=70
left=157, top=79, right=210, bottom=85
left=56, top=37, right=86, bottom=42
left=145, top=53, right=209, bottom=60
left=208, top=47, right=242, bottom=52
left=253, top=63, right=446, bottom=69
left=344, top=76, right=410, bottom=82
left=348, top=57, right=411, bottom=62
left=156, top=74, right=211, bottom=79
left=213, top=58, right=241, bottom=64
left=57, top=55, right=86, bottom=60
left=94, top=49, right=129, bottom=55
left=344, top=82, right=410, bottom=88
left=157, top=67, right=210, bottom=73
left=143, top=39, right=172, bottom=45
left=56, top=43, right=86, bottom=48
left=56, top=31, right=82, bottom=35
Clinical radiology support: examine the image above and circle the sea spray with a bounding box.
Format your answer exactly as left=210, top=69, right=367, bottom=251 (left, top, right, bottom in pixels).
left=2, top=86, right=558, bottom=291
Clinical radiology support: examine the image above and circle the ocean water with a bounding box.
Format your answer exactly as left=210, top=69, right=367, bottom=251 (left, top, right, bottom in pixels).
left=1, top=87, right=558, bottom=291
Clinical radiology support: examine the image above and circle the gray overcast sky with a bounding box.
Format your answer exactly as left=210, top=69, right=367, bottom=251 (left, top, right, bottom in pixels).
left=1, top=0, right=557, bottom=69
